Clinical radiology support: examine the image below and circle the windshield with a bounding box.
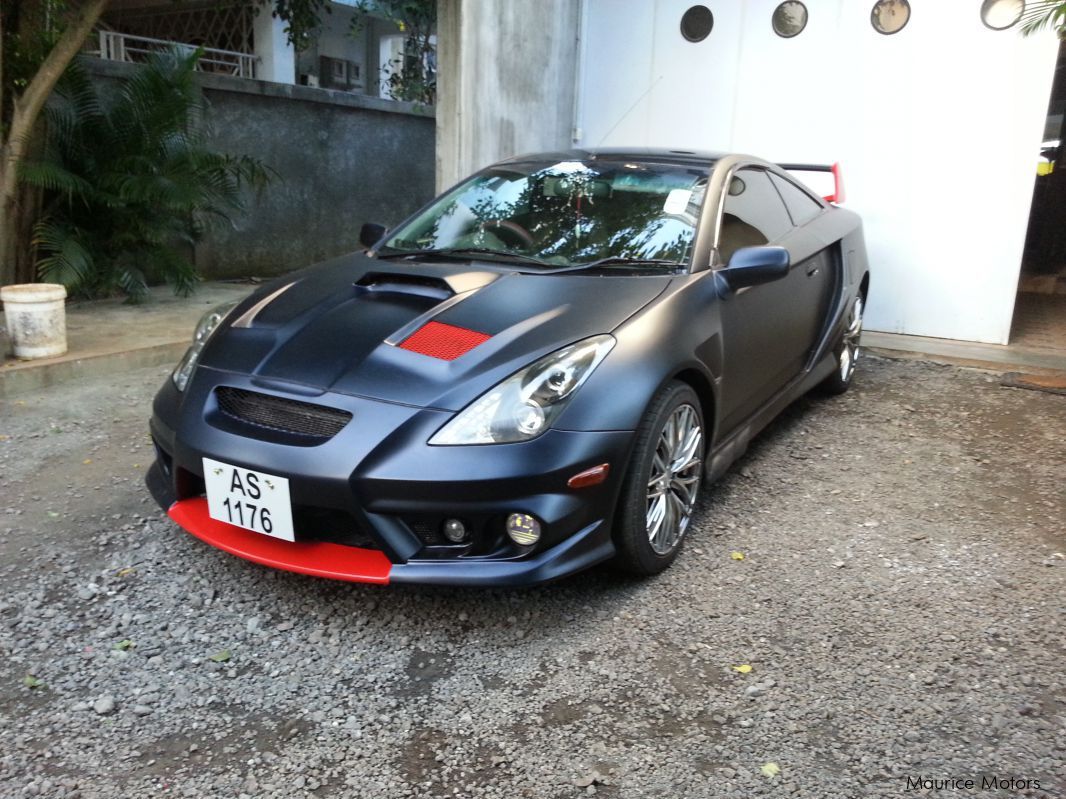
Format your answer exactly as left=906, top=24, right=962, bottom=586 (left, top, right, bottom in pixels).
left=379, top=159, right=708, bottom=269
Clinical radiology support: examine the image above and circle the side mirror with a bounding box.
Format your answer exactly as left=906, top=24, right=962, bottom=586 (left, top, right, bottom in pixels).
left=360, top=222, right=387, bottom=249
left=724, top=246, right=790, bottom=289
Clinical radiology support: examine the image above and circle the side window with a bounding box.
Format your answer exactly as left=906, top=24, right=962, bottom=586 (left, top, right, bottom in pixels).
left=769, top=172, right=823, bottom=226
left=719, top=169, right=793, bottom=263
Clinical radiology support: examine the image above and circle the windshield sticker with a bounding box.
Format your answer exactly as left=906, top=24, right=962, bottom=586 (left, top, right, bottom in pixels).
left=549, top=161, right=596, bottom=175
left=663, top=189, right=693, bottom=215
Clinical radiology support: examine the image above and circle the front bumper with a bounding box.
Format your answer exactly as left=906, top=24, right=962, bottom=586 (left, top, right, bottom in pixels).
left=147, top=370, right=632, bottom=586
left=156, top=488, right=614, bottom=586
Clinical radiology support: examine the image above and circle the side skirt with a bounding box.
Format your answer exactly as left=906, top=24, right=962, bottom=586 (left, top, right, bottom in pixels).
left=704, top=351, right=837, bottom=483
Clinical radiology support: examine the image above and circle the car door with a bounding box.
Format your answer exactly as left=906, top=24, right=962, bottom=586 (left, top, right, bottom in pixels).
left=714, top=168, right=828, bottom=435
left=768, top=171, right=834, bottom=357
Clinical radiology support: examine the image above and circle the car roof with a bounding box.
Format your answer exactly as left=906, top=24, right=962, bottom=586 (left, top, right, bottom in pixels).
left=495, top=147, right=727, bottom=169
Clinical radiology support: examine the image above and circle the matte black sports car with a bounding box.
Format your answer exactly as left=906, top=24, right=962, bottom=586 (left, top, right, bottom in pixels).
left=146, top=149, right=869, bottom=586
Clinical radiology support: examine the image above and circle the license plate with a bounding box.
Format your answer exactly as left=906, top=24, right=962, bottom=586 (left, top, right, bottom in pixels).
left=203, top=458, right=295, bottom=542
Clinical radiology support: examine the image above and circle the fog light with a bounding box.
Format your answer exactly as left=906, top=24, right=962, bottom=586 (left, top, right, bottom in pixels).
left=506, top=513, right=541, bottom=546
left=442, top=518, right=468, bottom=543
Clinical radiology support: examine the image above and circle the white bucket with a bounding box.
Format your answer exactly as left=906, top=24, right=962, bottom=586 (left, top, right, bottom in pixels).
left=1, top=283, right=68, bottom=359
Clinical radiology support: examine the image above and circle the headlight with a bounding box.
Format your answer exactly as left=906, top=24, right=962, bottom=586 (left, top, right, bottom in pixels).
left=172, top=301, right=239, bottom=391
left=430, top=335, right=615, bottom=445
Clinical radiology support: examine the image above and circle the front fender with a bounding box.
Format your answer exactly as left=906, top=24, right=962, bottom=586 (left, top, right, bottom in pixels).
left=554, top=273, right=722, bottom=437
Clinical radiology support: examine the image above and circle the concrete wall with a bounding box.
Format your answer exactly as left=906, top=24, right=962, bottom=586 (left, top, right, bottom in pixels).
left=577, top=0, right=1060, bottom=345
left=436, top=0, right=581, bottom=190
left=85, top=58, right=436, bottom=279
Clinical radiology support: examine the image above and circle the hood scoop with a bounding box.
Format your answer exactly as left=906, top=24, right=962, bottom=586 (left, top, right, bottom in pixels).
left=355, top=272, right=454, bottom=301
left=356, top=267, right=501, bottom=296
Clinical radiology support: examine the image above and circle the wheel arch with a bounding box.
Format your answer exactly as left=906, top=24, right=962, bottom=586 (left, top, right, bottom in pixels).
left=671, top=367, right=716, bottom=445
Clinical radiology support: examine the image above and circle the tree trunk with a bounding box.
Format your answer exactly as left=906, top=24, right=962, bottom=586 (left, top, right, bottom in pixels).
left=15, top=181, right=44, bottom=284
left=0, top=0, right=110, bottom=287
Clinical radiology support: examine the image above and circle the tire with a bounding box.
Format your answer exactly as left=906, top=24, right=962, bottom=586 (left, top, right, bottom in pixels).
left=821, top=294, right=864, bottom=395
left=613, top=381, right=705, bottom=576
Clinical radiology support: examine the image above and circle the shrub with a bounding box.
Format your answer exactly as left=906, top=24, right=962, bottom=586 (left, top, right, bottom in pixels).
left=22, top=48, right=272, bottom=299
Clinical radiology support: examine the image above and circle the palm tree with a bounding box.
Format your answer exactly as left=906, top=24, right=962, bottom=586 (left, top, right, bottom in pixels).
left=20, top=47, right=271, bottom=299
left=1021, top=1, right=1066, bottom=37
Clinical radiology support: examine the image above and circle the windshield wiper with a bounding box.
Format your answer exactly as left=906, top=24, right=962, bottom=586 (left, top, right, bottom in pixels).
left=376, top=247, right=556, bottom=267
left=543, top=256, right=684, bottom=274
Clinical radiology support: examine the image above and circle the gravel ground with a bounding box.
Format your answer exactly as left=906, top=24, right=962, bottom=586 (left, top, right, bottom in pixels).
left=0, top=356, right=1063, bottom=799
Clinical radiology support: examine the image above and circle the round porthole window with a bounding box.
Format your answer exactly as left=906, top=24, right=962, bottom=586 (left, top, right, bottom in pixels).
left=680, top=5, right=714, bottom=42
left=981, top=0, right=1024, bottom=30
left=772, top=1, right=809, bottom=38
left=871, top=0, right=911, bottom=34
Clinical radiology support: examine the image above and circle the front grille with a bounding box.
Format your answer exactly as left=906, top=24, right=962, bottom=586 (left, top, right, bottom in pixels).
left=407, top=520, right=442, bottom=546
left=293, top=506, right=378, bottom=549
left=215, top=387, right=351, bottom=440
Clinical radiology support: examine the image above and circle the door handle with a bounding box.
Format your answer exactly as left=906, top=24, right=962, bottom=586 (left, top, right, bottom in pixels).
left=806, top=265, right=820, bottom=277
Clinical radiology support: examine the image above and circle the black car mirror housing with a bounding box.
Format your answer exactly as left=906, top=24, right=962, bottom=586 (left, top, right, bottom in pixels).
left=723, top=246, right=791, bottom=290
left=360, top=222, right=388, bottom=249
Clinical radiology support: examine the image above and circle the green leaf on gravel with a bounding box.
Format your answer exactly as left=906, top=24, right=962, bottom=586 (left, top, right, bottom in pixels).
left=209, top=649, right=231, bottom=663
left=760, top=762, right=781, bottom=779
left=23, top=675, right=43, bottom=689
left=113, top=639, right=133, bottom=651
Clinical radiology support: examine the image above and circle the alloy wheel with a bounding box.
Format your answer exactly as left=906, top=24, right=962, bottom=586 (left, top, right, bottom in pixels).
left=839, top=296, right=864, bottom=383
left=645, top=403, right=703, bottom=555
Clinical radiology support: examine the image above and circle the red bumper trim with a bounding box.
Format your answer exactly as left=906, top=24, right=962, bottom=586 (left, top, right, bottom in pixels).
left=167, top=497, right=392, bottom=584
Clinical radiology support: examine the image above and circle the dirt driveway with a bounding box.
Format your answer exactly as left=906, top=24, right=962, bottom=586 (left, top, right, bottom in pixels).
left=0, top=356, right=1063, bottom=799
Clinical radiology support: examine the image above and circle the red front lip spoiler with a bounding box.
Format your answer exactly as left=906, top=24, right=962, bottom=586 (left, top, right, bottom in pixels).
left=167, top=497, right=392, bottom=584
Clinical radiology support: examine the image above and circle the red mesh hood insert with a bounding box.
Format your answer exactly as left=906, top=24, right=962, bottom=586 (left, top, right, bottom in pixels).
left=398, top=321, right=491, bottom=360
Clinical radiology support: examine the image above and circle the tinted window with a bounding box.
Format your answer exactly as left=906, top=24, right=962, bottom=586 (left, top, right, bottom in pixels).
left=770, top=172, right=822, bottom=226
left=719, top=169, right=793, bottom=262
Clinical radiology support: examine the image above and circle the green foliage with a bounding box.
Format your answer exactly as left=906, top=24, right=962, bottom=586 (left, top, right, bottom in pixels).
left=21, top=48, right=272, bottom=299
left=352, top=0, right=436, bottom=104
left=1, top=0, right=68, bottom=130
left=1020, top=1, right=1066, bottom=37
left=272, top=0, right=331, bottom=51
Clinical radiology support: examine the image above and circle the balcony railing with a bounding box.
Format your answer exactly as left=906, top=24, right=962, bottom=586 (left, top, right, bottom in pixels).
left=94, top=30, right=258, bottom=79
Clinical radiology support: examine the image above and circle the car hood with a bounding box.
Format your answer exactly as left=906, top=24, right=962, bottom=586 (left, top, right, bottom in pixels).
left=199, top=253, right=672, bottom=410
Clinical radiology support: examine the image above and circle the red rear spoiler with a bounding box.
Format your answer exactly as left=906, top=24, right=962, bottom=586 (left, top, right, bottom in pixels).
left=778, top=162, right=845, bottom=204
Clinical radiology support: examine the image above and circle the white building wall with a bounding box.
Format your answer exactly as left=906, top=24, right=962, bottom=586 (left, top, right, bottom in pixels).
left=253, top=4, right=296, bottom=84
left=576, top=0, right=1059, bottom=344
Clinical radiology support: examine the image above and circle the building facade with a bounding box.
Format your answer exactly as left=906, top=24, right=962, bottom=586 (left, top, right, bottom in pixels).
left=439, top=0, right=1062, bottom=346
